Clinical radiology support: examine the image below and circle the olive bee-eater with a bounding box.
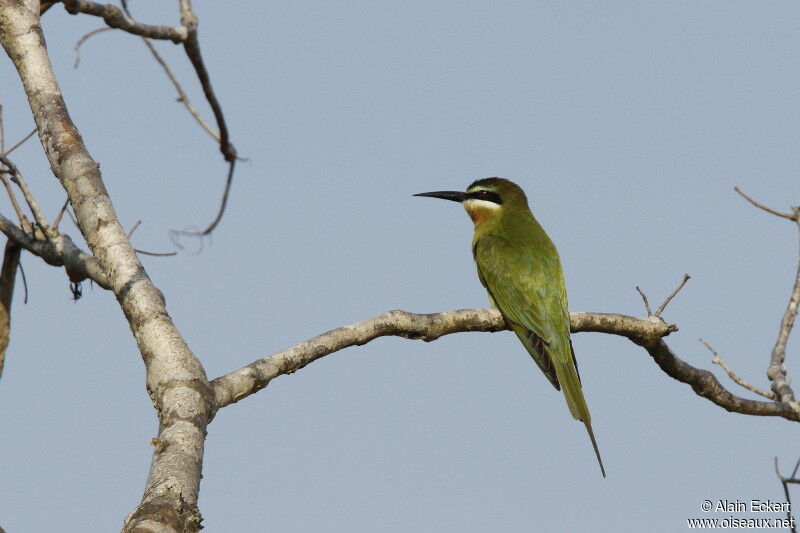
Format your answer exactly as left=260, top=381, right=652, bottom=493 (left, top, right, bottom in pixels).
left=414, top=177, right=605, bottom=477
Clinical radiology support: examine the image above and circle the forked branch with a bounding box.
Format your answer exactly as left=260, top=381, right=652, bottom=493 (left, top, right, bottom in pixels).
left=735, top=187, right=800, bottom=405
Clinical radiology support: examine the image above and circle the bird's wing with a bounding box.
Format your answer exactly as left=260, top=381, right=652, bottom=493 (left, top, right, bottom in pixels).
left=473, top=234, right=605, bottom=477
left=473, top=235, right=566, bottom=389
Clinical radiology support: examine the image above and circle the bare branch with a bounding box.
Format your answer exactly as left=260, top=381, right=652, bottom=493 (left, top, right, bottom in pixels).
left=735, top=186, right=799, bottom=221
left=767, top=217, right=800, bottom=404
left=702, top=338, right=776, bottom=400
left=212, top=309, right=512, bottom=407
left=647, top=338, right=798, bottom=421
left=0, top=212, right=109, bottom=289
left=0, top=6, right=212, bottom=531
left=120, top=0, right=237, bottom=239
left=654, top=273, right=690, bottom=317
left=73, top=26, right=111, bottom=68
left=0, top=240, right=20, bottom=381
left=735, top=188, right=800, bottom=404
left=62, top=0, right=188, bottom=43
left=211, top=306, right=799, bottom=420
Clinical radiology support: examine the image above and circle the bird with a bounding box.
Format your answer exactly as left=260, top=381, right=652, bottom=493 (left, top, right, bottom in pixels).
left=414, top=177, right=605, bottom=477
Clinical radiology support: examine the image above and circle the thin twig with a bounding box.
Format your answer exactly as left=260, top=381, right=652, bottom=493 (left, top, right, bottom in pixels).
left=122, top=0, right=237, bottom=238
left=142, top=39, right=219, bottom=141
left=0, top=161, right=30, bottom=233
left=775, top=457, right=798, bottom=533
left=1, top=128, right=36, bottom=157
left=735, top=186, right=799, bottom=221
left=135, top=249, right=177, bottom=257
left=17, top=259, right=27, bottom=304
left=0, top=156, right=55, bottom=241
left=654, top=273, right=691, bottom=317
left=127, top=219, right=142, bottom=239
left=0, top=240, right=20, bottom=382
left=635, top=286, right=653, bottom=316
left=0, top=105, right=4, bottom=153
left=66, top=205, right=79, bottom=228
left=126, top=221, right=176, bottom=256
left=53, top=199, right=69, bottom=232
left=120, top=0, right=219, bottom=142
left=73, top=26, right=112, bottom=68
left=702, top=338, right=776, bottom=400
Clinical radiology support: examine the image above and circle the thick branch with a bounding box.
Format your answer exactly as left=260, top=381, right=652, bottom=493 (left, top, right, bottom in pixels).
left=0, top=3, right=212, bottom=531
left=62, top=0, right=187, bottom=43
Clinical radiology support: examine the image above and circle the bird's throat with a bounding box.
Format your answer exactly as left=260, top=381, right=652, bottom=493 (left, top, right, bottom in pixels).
left=464, top=203, right=494, bottom=226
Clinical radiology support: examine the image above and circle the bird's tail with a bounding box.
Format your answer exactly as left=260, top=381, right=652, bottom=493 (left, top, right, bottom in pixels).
left=555, top=336, right=606, bottom=478
left=583, top=418, right=606, bottom=478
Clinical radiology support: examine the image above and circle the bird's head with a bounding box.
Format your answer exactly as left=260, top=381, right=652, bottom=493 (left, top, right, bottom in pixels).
left=414, top=177, right=528, bottom=226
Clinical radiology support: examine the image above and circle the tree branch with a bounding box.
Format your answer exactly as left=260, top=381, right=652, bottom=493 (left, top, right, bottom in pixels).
left=211, top=308, right=796, bottom=420
left=0, top=212, right=109, bottom=288
left=0, top=240, right=19, bottom=381
left=0, top=2, right=212, bottom=531
left=0, top=155, right=57, bottom=240
left=735, top=187, right=800, bottom=406
left=62, top=0, right=187, bottom=43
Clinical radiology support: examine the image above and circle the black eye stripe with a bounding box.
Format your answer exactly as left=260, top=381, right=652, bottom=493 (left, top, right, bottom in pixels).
left=466, top=190, right=503, bottom=204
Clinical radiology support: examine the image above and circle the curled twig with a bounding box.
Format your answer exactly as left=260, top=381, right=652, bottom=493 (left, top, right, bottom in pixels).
left=171, top=158, right=235, bottom=238
left=73, top=26, right=112, bottom=68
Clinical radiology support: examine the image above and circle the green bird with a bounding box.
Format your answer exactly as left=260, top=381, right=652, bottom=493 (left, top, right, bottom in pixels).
left=414, top=177, right=605, bottom=477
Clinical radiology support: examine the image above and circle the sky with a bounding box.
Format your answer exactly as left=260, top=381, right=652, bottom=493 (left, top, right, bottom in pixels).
left=2, top=1, right=800, bottom=531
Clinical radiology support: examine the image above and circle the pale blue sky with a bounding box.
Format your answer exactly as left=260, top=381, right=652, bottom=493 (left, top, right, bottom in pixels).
left=2, top=2, right=800, bottom=531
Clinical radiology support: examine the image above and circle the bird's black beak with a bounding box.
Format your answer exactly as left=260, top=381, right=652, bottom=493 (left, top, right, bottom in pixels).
left=413, top=190, right=467, bottom=203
